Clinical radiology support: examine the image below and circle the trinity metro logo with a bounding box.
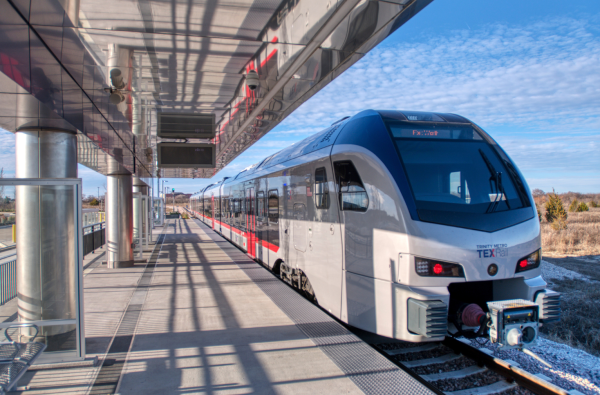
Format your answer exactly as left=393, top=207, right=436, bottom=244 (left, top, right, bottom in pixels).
left=477, top=244, right=508, bottom=258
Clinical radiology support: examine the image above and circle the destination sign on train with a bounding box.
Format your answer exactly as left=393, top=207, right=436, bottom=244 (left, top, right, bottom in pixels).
left=389, top=125, right=482, bottom=140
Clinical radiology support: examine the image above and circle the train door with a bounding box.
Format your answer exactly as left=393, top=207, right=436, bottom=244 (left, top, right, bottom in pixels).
left=246, top=187, right=256, bottom=257
left=267, top=189, right=280, bottom=268
left=293, top=203, right=307, bottom=252
left=211, top=195, right=215, bottom=229
left=256, top=190, right=266, bottom=262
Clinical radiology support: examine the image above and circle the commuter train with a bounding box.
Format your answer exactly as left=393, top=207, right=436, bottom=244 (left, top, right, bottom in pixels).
left=190, top=110, right=560, bottom=344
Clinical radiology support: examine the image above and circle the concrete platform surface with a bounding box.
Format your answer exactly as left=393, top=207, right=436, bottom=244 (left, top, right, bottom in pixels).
left=10, top=220, right=433, bottom=395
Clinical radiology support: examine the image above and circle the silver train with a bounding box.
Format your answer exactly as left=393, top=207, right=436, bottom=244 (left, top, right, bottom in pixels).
left=191, top=110, right=560, bottom=346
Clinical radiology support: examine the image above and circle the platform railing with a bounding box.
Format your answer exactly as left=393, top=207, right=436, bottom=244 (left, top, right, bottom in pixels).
left=83, top=222, right=106, bottom=256
left=0, top=256, right=16, bottom=305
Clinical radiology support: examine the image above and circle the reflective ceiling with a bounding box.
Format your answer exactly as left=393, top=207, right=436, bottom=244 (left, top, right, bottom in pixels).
left=0, top=0, right=432, bottom=178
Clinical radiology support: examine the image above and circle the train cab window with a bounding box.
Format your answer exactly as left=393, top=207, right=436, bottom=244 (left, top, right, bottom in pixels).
left=314, top=167, right=330, bottom=209
left=334, top=161, right=369, bottom=212
left=268, top=190, right=279, bottom=224
left=257, top=191, right=265, bottom=219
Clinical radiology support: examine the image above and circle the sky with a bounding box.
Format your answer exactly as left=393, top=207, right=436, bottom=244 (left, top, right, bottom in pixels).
left=1, top=0, right=599, bottom=198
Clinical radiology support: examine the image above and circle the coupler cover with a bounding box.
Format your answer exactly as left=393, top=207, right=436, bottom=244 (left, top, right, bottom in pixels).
left=407, top=299, right=447, bottom=338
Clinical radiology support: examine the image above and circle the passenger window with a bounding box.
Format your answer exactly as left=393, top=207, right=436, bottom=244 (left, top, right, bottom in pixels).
left=268, top=190, right=279, bottom=224
left=240, top=198, right=246, bottom=227
left=314, top=167, right=330, bottom=209
left=234, top=199, right=240, bottom=226
left=333, top=161, right=369, bottom=212
left=257, top=191, right=265, bottom=218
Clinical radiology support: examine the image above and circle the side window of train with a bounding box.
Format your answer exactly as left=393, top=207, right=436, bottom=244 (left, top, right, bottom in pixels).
left=333, top=161, right=369, bottom=212
left=268, top=190, right=279, bottom=224
left=257, top=191, right=265, bottom=219
left=314, top=167, right=330, bottom=209
left=234, top=199, right=240, bottom=225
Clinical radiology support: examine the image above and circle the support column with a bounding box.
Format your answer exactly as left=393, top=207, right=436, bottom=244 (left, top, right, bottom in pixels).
left=133, top=176, right=148, bottom=243
left=106, top=173, right=133, bottom=268
left=15, top=129, right=78, bottom=344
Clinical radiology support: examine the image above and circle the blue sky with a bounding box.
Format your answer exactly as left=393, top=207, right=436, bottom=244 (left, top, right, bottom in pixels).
left=1, top=0, right=599, bottom=197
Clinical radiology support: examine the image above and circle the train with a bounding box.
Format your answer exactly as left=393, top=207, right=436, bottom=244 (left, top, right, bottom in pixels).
left=190, top=110, right=560, bottom=346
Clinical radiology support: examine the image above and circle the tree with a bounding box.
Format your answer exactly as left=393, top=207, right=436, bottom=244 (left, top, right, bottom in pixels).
left=531, top=188, right=545, bottom=197
left=545, top=189, right=567, bottom=229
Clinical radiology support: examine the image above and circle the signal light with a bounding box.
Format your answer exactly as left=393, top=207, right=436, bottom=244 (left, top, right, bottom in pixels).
left=415, top=257, right=464, bottom=277
left=516, top=249, right=541, bottom=273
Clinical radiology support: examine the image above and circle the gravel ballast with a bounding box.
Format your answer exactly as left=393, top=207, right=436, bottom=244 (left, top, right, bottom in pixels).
left=467, top=337, right=600, bottom=394
left=432, top=369, right=501, bottom=392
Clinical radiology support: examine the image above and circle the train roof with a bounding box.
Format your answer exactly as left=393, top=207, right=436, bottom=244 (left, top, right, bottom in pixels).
left=198, top=110, right=473, bottom=187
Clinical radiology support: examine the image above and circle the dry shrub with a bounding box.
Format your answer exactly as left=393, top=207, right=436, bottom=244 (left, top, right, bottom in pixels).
left=568, top=199, right=579, bottom=212
left=577, top=202, right=589, bottom=212
left=549, top=217, right=568, bottom=231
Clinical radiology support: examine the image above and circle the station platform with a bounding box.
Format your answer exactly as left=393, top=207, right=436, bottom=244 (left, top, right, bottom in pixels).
left=13, top=219, right=433, bottom=394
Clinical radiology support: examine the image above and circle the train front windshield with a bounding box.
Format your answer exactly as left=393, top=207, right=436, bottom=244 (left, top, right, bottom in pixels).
left=386, top=122, right=533, bottom=231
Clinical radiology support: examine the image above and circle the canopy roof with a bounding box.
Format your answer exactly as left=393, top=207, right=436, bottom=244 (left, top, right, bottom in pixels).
left=0, top=0, right=432, bottom=178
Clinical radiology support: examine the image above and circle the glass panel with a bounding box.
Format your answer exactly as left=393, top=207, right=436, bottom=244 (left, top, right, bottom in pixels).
left=334, top=161, right=368, bottom=212
left=0, top=182, right=83, bottom=361
left=314, top=167, right=329, bottom=209
left=257, top=192, right=265, bottom=218
left=240, top=198, right=246, bottom=228
left=0, top=323, right=78, bottom=353
left=394, top=140, right=526, bottom=211
left=268, top=190, right=278, bottom=224
left=385, top=120, right=534, bottom=230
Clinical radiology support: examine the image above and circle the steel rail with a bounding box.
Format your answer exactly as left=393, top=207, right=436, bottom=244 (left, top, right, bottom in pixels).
left=373, top=337, right=570, bottom=395
left=442, top=336, right=569, bottom=395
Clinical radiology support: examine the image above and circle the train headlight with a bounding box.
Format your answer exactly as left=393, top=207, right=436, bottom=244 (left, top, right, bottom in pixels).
left=515, top=249, right=541, bottom=273
left=415, top=257, right=465, bottom=277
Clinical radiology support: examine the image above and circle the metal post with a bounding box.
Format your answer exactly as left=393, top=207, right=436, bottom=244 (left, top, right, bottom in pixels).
left=106, top=173, right=133, bottom=268
left=133, top=192, right=142, bottom=259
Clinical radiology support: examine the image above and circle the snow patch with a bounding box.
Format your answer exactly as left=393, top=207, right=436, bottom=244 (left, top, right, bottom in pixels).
left=541, top=260, right=592, bottom=282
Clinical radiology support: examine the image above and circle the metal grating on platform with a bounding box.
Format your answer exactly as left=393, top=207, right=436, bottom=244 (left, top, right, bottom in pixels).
left=196, top=220, right=435, bottom=395
left=89, top=232, right=166, bottom=394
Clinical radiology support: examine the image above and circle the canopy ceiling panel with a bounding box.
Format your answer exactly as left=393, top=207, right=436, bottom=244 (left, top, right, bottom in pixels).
left=0, top=0, right=432, bottom=178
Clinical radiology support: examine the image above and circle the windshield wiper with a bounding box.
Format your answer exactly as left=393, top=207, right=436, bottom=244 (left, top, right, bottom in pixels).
left=479, top=149, right=510, bottom=213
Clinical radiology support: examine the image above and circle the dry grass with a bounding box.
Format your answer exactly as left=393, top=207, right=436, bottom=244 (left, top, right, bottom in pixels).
left=538, top=200, right=600, bottom=257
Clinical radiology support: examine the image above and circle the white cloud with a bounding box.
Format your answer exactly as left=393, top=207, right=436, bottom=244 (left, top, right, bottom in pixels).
left=273, top=16, right=600, bottom=192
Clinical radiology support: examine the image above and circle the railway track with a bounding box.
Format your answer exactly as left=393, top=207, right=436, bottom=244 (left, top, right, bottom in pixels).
left=373, top=337, right=572, bottom=395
